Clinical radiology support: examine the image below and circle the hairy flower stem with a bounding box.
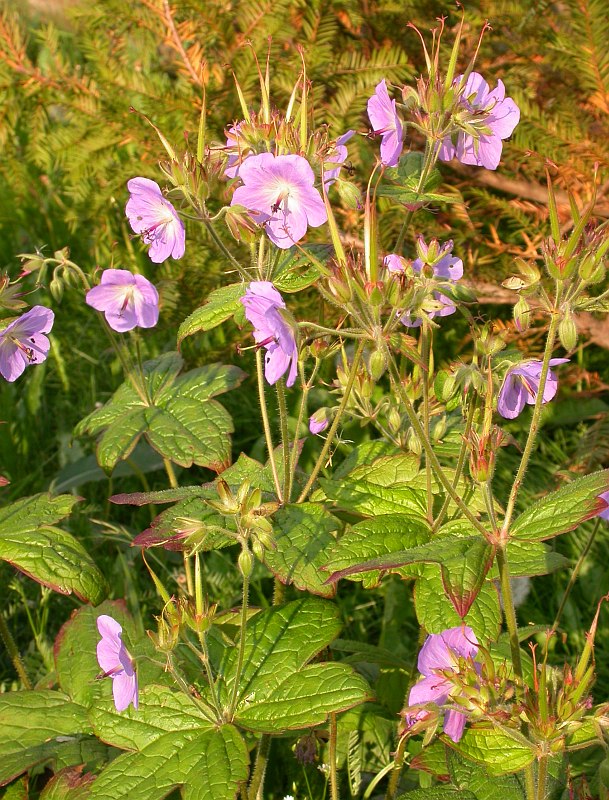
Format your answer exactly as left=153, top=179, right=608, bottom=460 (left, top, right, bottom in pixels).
left=384, top=735, right=407, bottom=800
left=433, top=396, right=477, bottom=532
left=164, top=457, right=194, bottom=598
left=536, top=753, right=549, bottom=800
left=552, top=518, right=601, bottom=632
left=421, top=321, right=434, bottom=524
left=297, top=341, right=366, bottom=503
left=0, top=613, right=32, bottom=689
left=247, top=734, right=271, bottom=800
left=383, top=347, right=489, bottom=538
left=200, top=214, right=250, bottom=280
left=500, top=310, right=561, bottom=536
left=229, top=569, right=250, bottom=719
left=275, top=380, right=291, bottom=502
left=329, top=712, right=340, bottom=800
left=256, top=350, right=283, bottom=501
left=289, top=361, right=320, bottom=481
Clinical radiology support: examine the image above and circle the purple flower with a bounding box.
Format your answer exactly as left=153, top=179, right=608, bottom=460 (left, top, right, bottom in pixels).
left=367, top=80, right=403, bottom=167
left=401, top=238, right=463, bottom=328
left=598, top=491, right=609, bottom=520
left=384, top=254, right=407, bottom=273
left=497, top=358, right=569, bottom=419
left=231, top=153, right=327, bottom=250
left=0, top=305, right=54, bottom=382
left=324, top=131, right=356, bottom=187
left=86, top=269, right=159, bottom=333
left=224, top=122, right=247, bottom=179
left=309, top=409, right=330, bottom=434
left=241, top=281, right=298, bottom=387
left=96, top=614, right=138, bottom=712
left=439, top=72, right=520, bottom=170
left=125, top=177, right=185, bottom=263
left=405, top=625, right=478, bottom=743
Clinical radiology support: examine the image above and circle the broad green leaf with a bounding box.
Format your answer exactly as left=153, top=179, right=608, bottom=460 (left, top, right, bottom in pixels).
left=0, top=691, right=90, bottom=786
left=55, top=601, right=168, bottom=709
left=111, top=485, right=207, bottom=506
left=89, top=685, right=214, bottom=751
left=52, top=442, right=165, bottom=493
left=320, top=454, right=426, bottom=516
left=2, top=777, right=28, bottom=799
left=439, top=538, right=494, bottom=618
left=414, top=566, right=501, bottom=640
left=566, top=717, right=603, bottom=750
left=263, top=503, right=340, bottom=597
left=510, top=469, right=609, bottom=541
left=76, top=353, right=245, bottom=471
left=220, top=597, right=343, bottom=706
left=489, top=539, right=568, bottom=578
left=336, top=704, right=394, bottom=775
left=448, top=750, right=526, bottom=800
left=409, top=741, right=449, bottom=778
left=39, top=767, right=96, bottom=800
left=177, top=283, right=245, bottom=344
left=273, top=244, right=332, bottom=292
left=449, top=725, right=536, bottom=776
left=323, top=513, right=431, bottom=588
left=0, top=494, right=107, bottom=604
left=396, top=791, right=476, bottom=799
left=331, top=639, right=410, bottom=669
left=87, top=725, right=248, bottom=800
left=332, top=441, right=398, bottom=480
left=234, top=663, right=370, bottom=733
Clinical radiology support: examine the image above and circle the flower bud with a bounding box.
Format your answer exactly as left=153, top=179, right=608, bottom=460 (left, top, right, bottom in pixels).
left=368, top=350, right=386, bottom=381
left=513, top=297, right=531, bottom=332
left=337, top=179, right=363, bottom=209
left=238, top=547, right=254, bottom=578
left=49, top=277, right=64, bottom=303
left=388, top=408, right=402, bottom=434
left=406, top=427, right=422, bottom=456
left=559, top=314, right=578, bottom=351
left=431, top=415, right=447, bottom=442
left=327, top=276, right=352, bottom=304
left=441, top=374, right=457, bottom=402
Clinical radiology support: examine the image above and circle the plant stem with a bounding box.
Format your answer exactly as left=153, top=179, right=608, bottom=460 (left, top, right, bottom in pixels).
left=500, top=311, right=561, bottom=537
left=420, top=320, right=433, bottom=524
left=297, top=340, right=366, bottom=503
left=164, top=457, right=194, bottom=598
left=275, top=380, right=291, bottom=502
left=329, top=712, right=340, bottom=800
left=229, top=568, right=250, bottom=718
left=384, top=734, right=407, bottom=800
left=289, top=361, right=320, bottom=483
left=383, top=346, right=489, bottom=538
left=200, top=215, right=251, bottom=280
left=0, top=613, right=32, bottom=689
left=536, top=753, right=549, bottom=800
left=433, top=395, right=477, bottom=531
left=495, top=546, right=524, bottom=682
left=247, top=734, right=271, bottom=800
left=394, top=141, right=436, bottom=253
left=552, top=518, right=601, bottom=632
left=256, top=349, right=283, bottom=501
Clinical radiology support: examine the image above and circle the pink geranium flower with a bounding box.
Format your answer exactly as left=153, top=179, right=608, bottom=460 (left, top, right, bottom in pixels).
left=96, top=614, right=138, bottom=712
left=497, top=358, right=569, bottom=419
left=0, top=305, right=54, bottom=382
left=367, top=80, right=403, bottom=167
left=405, top=625, right=479, bottom=743
left=126, top=177, right=185, bottom=263
left=241, top=281, right=298, bottom=387
left=439, top=72, right=520, bottom=170
left=323, top=131, right=356, bottom=187
left=231, top=153, right=327, bottom=249
left=86, top=269, right=159, bottom=333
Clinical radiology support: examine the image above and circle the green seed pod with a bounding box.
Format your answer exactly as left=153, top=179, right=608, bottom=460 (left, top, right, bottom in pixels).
left=559, top=314, right=578, bottom=351
left=368, top=350, right=386, bottom=381
left=238, top=547, right=254, bottom=578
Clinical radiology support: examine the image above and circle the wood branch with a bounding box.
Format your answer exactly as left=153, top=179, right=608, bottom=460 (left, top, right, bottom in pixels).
left=447, top=161, right=609, bottom=219
left=469, top=280, right=609, bottom=350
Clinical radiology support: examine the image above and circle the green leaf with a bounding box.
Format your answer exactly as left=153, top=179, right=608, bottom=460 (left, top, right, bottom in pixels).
left=323, top=513, right=431, bottom=588
left=263, top=503, right=340, bottom=597
left=396, top=790, right=476, bottom=799
left=510, top=469, right=609, bottom=541
left=0, top=691, right=90, bottom=786
left=39, top=767, right=96, bottom=800
left=449, top=725, right=536, bottom=776
left=320, top=454, right=426, bottom=516
left=409, top=741, right=449, bottom=778
left=54, top=601, right=169, bottom=709
left=133, top=495, right=235, bottom=551
left=177, top=283, right=245, bottom=345
left=220, top=598, right=343, bottom=705
left=332, top=441, right=398, bottom=480
left=86, top=725, right=248, bottom=800
left=273, top=244, right=332, bottom=292
left=448, top=750, right=526, bottom=800
left=235, top=663, right=370, bottom=733
left=414, top=566, right=501, bottom=640
left=76, top=353, right=245, bottom=471
left=89, top=685, right=214, bottom=751
left=489, top=539, right=568, bottom=578
left=0, top=494, right=107, bottom=603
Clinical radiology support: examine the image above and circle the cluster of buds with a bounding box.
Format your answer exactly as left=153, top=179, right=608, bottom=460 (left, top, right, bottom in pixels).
left=207, top=479, right=278, bottom=575
left=149, top=595, right=217, bottom=653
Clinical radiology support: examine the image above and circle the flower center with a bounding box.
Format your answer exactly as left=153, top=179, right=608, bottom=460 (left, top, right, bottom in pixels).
left=10, top=336, right=36, bottom=362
